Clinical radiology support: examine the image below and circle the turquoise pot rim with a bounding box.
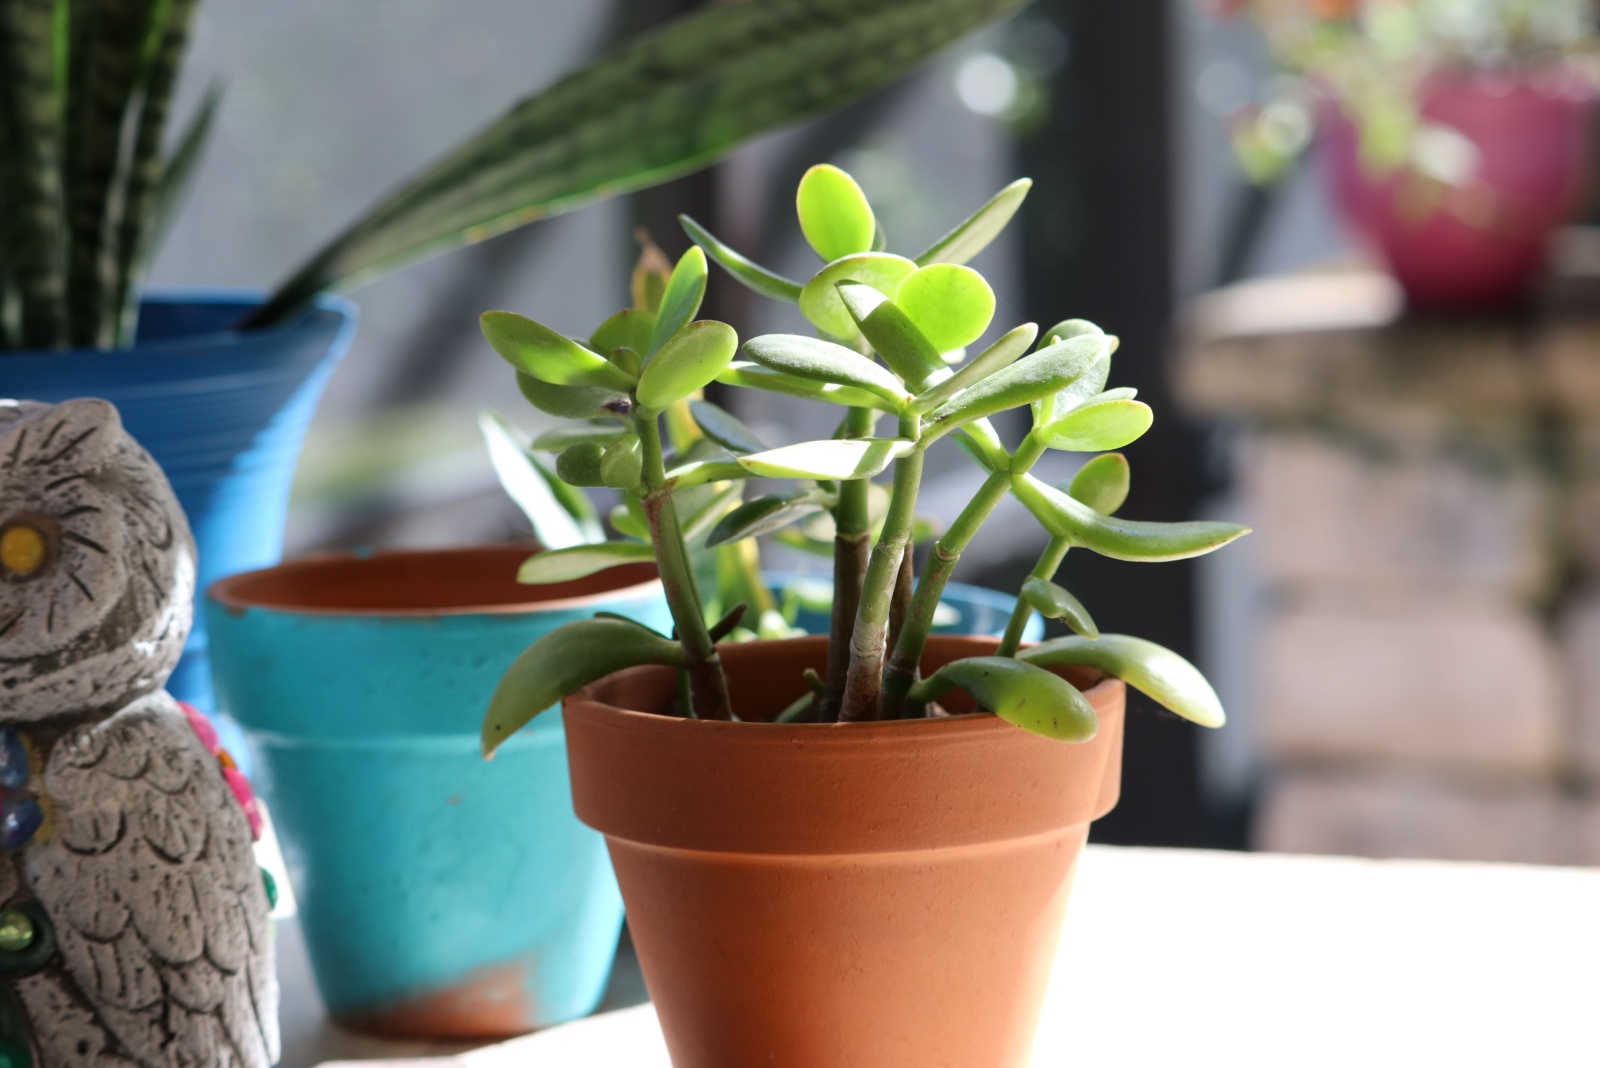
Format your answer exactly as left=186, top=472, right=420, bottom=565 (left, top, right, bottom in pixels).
left=206, top=543, right=663, bottom=621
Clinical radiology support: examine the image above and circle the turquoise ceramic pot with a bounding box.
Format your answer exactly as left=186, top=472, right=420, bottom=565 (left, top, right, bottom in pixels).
left=206, top=546, right=668, bottom=1039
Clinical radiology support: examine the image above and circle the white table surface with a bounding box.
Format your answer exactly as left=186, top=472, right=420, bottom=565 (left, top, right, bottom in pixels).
left=284, top=845, right=1600, bottom=1067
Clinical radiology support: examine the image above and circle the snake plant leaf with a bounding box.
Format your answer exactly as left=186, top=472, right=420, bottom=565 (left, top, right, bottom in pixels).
left=689, top=399, right=766, bottom=455
left=912, top=323, right=1038, bottom=415
left=679, top=214, right=803, bottom=303
left=707, top=488, right=833, bottom=547
left=478, top=412, right=595, bottom=549
left=1036, top=398, right=1154, bottom=452
left=517, top=541, right=655, bottom=585
left=637, top=320, right=738, bottom=410
left=483, top=618, right=689, bottom=756
left=1066, top=452, right=1131, bottom=515
left=600, top=436, right=644, bottom=488
left=797, top=163, right=876, bottom=262
left=249, top=0, right=1032, bottom=329
left=680, top=482, right=747, bottom=543
left=590, top=309, right=656, bottom=362
left=742, top=334, right=911, bottom=410
left=799, top=253, right=918, bottom=342
left=646, top=247, right=707, bottom=359
left=915, top=178, right=1032, bottom=266
left=893, top=264, right=995, bottom=353
left=925, top=332, right=1113, bottom=438
left=907, top=657, right=1097, bottom=742
left=1019, top=634, right=1226, bottom=728
left=481, top=311, right=637, bottom=390
left=517, top=372, right=626, bottom=420
left=836, top=282, right=945, bottom=389
left=130, top=78, right=219, bottom=315
left=717, top=362, right=901, bottom=412
left=1011, top=474, right=1251, bottom=562
left=531, top=423, right=628, bottom=452
left=737, top=438, right=914, bottom=481
left=1020, top=577, right=1099, bottom=639
left=555, top=442, right=608, bottom=487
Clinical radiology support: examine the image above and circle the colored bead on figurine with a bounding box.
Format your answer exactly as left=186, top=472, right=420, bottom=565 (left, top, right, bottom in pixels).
left=0, top=910, right=34, bottom=953
left=0, top=797, right=42, bottom=850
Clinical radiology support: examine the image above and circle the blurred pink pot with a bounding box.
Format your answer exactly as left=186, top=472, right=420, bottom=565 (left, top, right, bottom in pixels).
left=1321, top=67, right=1596, bottom=311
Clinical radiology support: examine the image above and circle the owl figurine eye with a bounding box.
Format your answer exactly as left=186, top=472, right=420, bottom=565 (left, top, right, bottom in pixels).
left=0, top=519, right=55, bottom=582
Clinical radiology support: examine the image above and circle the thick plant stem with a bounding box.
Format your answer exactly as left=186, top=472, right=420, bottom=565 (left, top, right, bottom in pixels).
left=637, top=414, right=732, bottom=720
left=996, top=536, right=1072, bottom=658
left=823, top=406, right=874, bottom=720
left=839, top=438, right=925, bottom=723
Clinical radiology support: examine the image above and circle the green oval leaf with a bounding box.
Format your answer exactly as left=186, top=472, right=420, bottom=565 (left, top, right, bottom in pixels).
left=590, top=309, right=656, bottom=361
left=706, top=488, right=832, bottom=547
left=1011, top=474, right=1251, bottom=562
left=482, top=311, right=636, bottom=390
left=911, top=323, right=1038, bottom=415
left=1037, top=399, right=1154, bottom=452
left=741, top=334, right=910, bottom=409
left=1067, top=453, right=1131, bottom=515
left=517, top=372, right=624, bottom=419
left=736, top=438, right=913, bottom=481
left=483, top=618, right=688, bottom=757
left=637, top=320, right=739, bottom=409
left=1019, top=634, right=1226, bottom=728
left=555, top=442, right=607, bottom=486
left=717, top=362, right=901, bottom=412
left=915, top=178, right=1032, bottom=266
left=836, top=281, right=944, bottom=389
left=517, top=541, right=655, bottom=584
left=647, top=246, right=708, bottom=357
left=1020, top=577, right=1099, bottom=639
left=531, top=423, right=627, bottom=452
left=797, top=163, right=876, bottom=262
left=893, top=264, right=995, bottom=353
left=798, top=253, right=917, bottom=341
left=907, top=657, right=1097, bottom=742
left=1033, top=326, right=1116, bottom=425
left=927, top=332, right=1113, bottom=438
left=600, top=436, right=644, bottom=488
left=679, top=214, right=803, bottom=303
left=689, top=399, right=766, bottom=454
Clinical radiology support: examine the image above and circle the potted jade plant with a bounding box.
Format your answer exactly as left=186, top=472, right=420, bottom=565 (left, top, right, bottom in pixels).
left=476, top=164, right=1250, bottom=1065
left=0, top=0, right=1027, bottom=713
left=1222, top=0, right=1599, bottom=309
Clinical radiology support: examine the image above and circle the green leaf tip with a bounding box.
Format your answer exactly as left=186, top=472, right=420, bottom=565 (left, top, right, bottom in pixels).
left=797, top=163, right=876, bottom=262
left=1012, top=475, right=1251, bottom=562
left=1019, top=635, right=1226, bottom=728
left=908, top=657, right=1097, bottom=742
left=916, top=178, right=1033, bottom=266
left=481, top=310, right=636, bottom=391
left=1020, top=577, right=1099, bottom=639
left=637, top=320, right=738, bottom=409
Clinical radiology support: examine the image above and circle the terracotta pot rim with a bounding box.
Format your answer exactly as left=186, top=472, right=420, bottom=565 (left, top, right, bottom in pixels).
left=207, top=544, right=661, bottom=618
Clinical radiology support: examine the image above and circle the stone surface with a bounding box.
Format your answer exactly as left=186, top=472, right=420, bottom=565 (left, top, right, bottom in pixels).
left=1560, top=590, right=1600, bottom=779
left=1256, top=768, right=1571, bottom=864
left=1240, top=432, right=1554, bottom=600
left=1258, top=602, right=1562, bottom=774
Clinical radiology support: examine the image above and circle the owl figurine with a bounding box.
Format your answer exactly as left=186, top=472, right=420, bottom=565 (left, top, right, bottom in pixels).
left=0, top=399, right=277, bottom=1067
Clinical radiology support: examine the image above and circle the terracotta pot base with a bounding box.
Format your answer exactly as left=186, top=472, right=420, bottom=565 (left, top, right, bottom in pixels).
left=564, top=635, right=1125, bottom=1068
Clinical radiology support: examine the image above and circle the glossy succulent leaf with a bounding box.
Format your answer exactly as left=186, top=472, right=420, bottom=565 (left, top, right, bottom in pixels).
left=707, top=488, right=833, bottom=546
left=249, top=0, right=1033, bottom=328
left=1067, top=452, right=1131, bottom=515
left=665, top=457, right=749, bottom=491
left=679, top=214, right=803, bottom=302
left=1019, top=634, right=1226, bottom=728
left=555, top=442, right=607, bottom=486
left=952, top=418, right=1012, bottom=473
left=609, top=501, right=650, bottom=541
left=836, top=281, right=945, bottom=389
left=717, top=362, right=900, bottom=412
left=531, top=423, right=627, bottom=452
left=517, top=372, right=623, bottom=419
left=600, top=436, right=644, bottom=488
left=1032, top=327, right=1115, bottom=425
left=915, top=178, right=1032, bottom=266
left=479, top=412, right=596, bottom=549
left=1012, top=474, right=1251, bottom=562
left=797, top=164, right=876, bottom=262
left=483, top=619, right=689, bottom=756
left=517, top=541, right=655, bottom=584
left=1039, top=318, right=1103, bottom=345
left=689, top=399, right=766, bottom=454
left=911, top=322, right=1038, bottom=415
left=482, top=311, right=637, bottom=390
left=798, top=252, right=917, bottom=341
left=736, top=438, right=913, bottom=481
left=590, top=309, right=656, bottom=361
left=637, top=320, right=738, bottom=409
left=741, top=334, right=910, bottom=409
left=907, top=657, right=1098, bottom=741
left=1036, top=398, right=1154, bottom=452
left=646, top=246, right=708, bottom=358
left=925, top=332, right=1112, bottom=437
left=1020, top=577, right=1099, bottom=639
left=893, top=263, right=995, bottom=353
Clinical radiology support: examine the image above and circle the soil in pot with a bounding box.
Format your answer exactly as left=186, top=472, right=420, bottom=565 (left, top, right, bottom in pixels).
left=564, top=634, right=1124, bottom=1068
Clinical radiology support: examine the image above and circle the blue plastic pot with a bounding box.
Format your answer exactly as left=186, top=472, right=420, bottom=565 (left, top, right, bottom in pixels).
left=206, top=546, right=667, bottom=1039
left=766, top=574, right=1044, bottom=643
left=0, top=290, right=357, bottom=714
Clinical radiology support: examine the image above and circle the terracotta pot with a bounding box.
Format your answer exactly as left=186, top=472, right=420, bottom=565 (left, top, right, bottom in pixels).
left=1320, top=66, right=1597, bottom=311
left=564, top=634, right=1124, bottom=1067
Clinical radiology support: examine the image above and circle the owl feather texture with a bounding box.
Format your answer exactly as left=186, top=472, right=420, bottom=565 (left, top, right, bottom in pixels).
left=0, top=399, right=277, bottom=1068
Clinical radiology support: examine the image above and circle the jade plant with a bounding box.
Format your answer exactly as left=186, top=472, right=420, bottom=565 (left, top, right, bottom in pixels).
left=479, top=164, right=1250, bottom=754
